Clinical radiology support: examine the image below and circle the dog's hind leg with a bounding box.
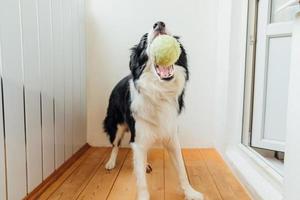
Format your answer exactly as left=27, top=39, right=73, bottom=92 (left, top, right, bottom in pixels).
left=145, top=164, right=152, bottom=173
left=105, top=124, right=126, bottom=170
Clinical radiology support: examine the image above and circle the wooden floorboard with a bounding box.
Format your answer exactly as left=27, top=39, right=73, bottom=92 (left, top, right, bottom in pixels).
left=44, top=148, right=109, bottom=200
left=146, top=149, right=164, bottom=200
left=38, top=147, right=95, bottom=199
left=201, top=149, right=251, bottom=200
left=164, top=150, right=185, bottom=200
left=38, top=147, right=251, bottom=200
left=76, top=148, right=129, bottom=200
left=107, top=151, right=137, bottom=200
left=183, top=149, right=223, bottom=200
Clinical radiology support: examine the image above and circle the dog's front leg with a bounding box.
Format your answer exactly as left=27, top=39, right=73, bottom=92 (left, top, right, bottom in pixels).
left=131, top=142, right=150, bottom=200
left=165, top=135, right=204, bottom=200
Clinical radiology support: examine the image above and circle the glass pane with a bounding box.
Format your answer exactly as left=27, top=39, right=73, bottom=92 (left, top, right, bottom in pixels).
left=270, top=0, right=300, bottom=23
left=264, top=36, right=291, bottom=142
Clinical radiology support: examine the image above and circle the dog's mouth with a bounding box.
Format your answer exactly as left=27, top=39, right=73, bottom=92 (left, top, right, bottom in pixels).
left=150, top=32, right=167, bottom=44
left=155, top=65, right=174, bottom=81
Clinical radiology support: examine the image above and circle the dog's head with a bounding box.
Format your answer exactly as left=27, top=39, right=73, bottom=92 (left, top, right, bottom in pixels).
left=129, top=22, right=188, bottom=82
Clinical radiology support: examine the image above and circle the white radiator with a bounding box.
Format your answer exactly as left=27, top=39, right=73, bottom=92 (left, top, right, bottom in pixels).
left=0, top=0, right=87, bottom=199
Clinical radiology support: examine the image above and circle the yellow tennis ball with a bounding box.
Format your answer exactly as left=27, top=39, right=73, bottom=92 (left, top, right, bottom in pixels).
left=150, top=35, right=181, bottom=67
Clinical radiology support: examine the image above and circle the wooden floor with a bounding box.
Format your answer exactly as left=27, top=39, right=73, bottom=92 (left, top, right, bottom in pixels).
left=37, top=148, right=251, bottom=200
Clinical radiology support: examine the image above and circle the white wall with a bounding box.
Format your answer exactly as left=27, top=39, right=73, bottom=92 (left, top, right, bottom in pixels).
left=86, top=0, right=219, bottom=147
left=284, top=11, right=300, bottom=200
left=214, top=0, right=248, bottom=151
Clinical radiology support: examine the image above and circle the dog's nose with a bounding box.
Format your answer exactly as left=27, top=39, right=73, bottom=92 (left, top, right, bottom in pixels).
left=153, top=21, right=165, bottom=31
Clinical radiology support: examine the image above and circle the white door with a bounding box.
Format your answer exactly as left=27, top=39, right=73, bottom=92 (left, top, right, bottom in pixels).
left=252, top=0, right=300, bottom=152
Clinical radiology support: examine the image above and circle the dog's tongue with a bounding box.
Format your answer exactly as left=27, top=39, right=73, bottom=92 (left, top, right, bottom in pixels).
left=157, top=66, right=173, bottom=78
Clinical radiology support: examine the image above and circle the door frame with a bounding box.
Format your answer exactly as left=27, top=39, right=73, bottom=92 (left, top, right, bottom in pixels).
left=242, top=0, right=292, bottom=152
left=242, top=0, right=258, bottom=147
left=252, top=0, right=293, bottom=152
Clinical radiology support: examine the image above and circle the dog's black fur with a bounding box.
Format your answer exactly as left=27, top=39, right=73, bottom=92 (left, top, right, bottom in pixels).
left=103, top=33, right=188, bottom=144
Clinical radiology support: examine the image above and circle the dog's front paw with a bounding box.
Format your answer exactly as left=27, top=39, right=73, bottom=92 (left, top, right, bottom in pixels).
left=105, top=159, right=116, bottom=170
left=184, top=187, right=204, bottom=200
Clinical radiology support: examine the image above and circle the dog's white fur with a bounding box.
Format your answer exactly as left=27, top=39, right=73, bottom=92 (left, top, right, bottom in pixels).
left=105, top=29, right=203, bottom=200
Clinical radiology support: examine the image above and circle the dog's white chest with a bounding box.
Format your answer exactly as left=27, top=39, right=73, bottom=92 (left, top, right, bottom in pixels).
left=130, top=81, right=181, bottom=139
left=129, top=64, right=186, bottom=141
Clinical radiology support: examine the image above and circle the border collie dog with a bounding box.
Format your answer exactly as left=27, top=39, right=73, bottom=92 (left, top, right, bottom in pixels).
left=103, top=22, right=203, bottom=200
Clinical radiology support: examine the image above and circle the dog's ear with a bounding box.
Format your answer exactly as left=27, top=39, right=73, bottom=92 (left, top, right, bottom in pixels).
left=129, top=33, right=148, bottom=80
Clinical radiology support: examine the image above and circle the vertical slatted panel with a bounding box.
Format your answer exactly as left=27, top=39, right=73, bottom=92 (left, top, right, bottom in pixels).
left=20, top=0, right=43, bottom=192
left=79, top=0, right=87, bottom=146
left=52, top=0, right=65, bottom=168
left=0, top=0, right=87, bottom=197
left=37, top=0, right=55, bottom=178
left=0, top=0, right=27, bottom=199
left=72, top=0, right=82, bottom=153
left=0, top=43, right=7, bottom=200
left=82, top=0, right=87, bottom=144
left=76, top=0, right=82, bottom=149
left=63, top=0, right=74, bottom=160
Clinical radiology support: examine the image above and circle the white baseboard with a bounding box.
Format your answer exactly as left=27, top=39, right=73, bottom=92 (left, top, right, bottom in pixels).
left=224, top=144, right=283, bottom=200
